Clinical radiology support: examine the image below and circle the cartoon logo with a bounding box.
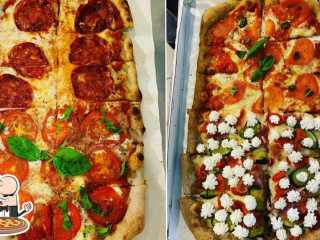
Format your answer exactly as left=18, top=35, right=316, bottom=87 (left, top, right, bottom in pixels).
left=0, top=174, right=33, bottom=236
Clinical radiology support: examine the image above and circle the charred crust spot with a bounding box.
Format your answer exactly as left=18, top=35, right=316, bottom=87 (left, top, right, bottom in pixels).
left=137, top=153, right=144, bottom=161
left=138, top=90, right=142, bottom=100
left=142, top=126, right=146, bottom=133
left=131, top=107, right=140, bottom=116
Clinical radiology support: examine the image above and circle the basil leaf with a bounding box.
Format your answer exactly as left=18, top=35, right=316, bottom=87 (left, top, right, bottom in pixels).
left=229, top=88, right=238, bottom=97
left=0, top=123, right=5, bottom=134
left=305, top=88, right=314, bottom=97
left=245, top=38, right=252, bottom=45
left=55, top=122, right=60, bottom=132
left=83, top=225, right=95, bottom=238
left=120, top=161, right=127, bottom=176
left=40, top=150, right=49, bottom=161
left=260, top=55, right=275, bottom=72
left=288, top=85, right=296, bottom=91
left=60, top=139, right=67, bottom=149
left=239, top=17, right=247, bottom=28
left=96, top=225, right=112, bottom=239
left=251, top=69, right=263, bottom=82
left=236, top=50, right=247, bottom=59
left=53, top=148, right=92, bottom=179
left=101, top=107, right=124, bottom=134
left=8, top=136, right=41, bottom=162
left=56, top=200, right=71, bottom=231
left=246, top=37, right=270, bottom=60
left=79, top=186, right=104, bottom=216
left=59, top=107, right=74, bottom=121
left=281, top=22, right=291, bottom=29
left=294, top=51, right=301, bottom=59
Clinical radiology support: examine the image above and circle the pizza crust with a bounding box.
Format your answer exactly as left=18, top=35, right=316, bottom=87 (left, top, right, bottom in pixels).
left=186, top=109, right=203, bottom=154
left=181, top=154, right=197, bottom=195
left=197, top=44, right=212, bottom=74
left=192, top=73, right=207, bottom=109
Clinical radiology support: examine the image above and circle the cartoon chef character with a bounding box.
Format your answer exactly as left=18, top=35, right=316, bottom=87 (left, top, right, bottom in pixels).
left=0, top=175, right=32, bottom=218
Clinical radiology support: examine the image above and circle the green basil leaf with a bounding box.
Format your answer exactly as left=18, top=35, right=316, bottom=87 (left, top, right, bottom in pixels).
left=53, top=148, right=92, bottom=179
left=120, top=161, right=127, bottom=176
left=79, top=186, right=104, bottom=216
left=281, top=22, right=291, bottom=29
left=305, top=88, right=314, bottom=97
left=96, top=225, right=112, bottom=239
left=0, top=123, right=5, bottom=134
left=83, top=225, right=95, bottom=238
left=60, top=139, right=67, bottom=149
left=55, top=122, right=60, bottom=132
left=236, top=50, right=247, bottom=59
left=288, top=85, right=296, bottom=91
left=59, top=107, right=74, bottom=121
left=101, top=107, right=124, bottom=134
left=239, top=17, right=247, bottom=28
left=56, top=200, right=71, bottom=231
left=294, top=51, right=301, bottom=59
left=246, top=37, right=270, bottom=60
left=8, top=136, right=41, bottom=162
left=260, top=55, right=275, bottom=72
left=229, top=88, right=238, bottom=97
left=245, top=38, right=252, bottom=45
left=251, top=69, right=263, bottom=82
left=40, top=150, right=49, bottom=161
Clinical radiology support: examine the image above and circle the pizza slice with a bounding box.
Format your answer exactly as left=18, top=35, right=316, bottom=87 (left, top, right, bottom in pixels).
left=200, top=0, right=262, bottom=46
left=0, top=0, right=58, bottom=34
left=264, top=0, right=320, bottom=41
left=59, top=0, right=133, bottom=34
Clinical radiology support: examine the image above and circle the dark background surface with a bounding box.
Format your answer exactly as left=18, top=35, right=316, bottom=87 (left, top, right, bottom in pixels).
left=167, top=0, right=179, bottom=48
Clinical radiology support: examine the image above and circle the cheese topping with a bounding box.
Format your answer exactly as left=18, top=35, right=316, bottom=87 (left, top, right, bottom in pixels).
left=290, top=225, right=302, bottom=237
left=283, top=143, right=293, bottom=154
left=209, top=111, right=220, bottom=122
left=213, top=222, right=229, bottom=235
left=220, top=193, right=234, bottom=209
left=222, top=166, right=233, bottom=179
left=306, top=198, right=318, bottom=212
left=271, top=216, right=283, bottom=230
left=243, top=158, right=253, bottom=170
left=206, top=123, right=217, bottom=135
left=286, top=116, right=297, bottom=127
left=231, top=146, right=244, bottom=160
left=276, top=228, right=287, bottom=240
left=306, top=179, right=319, bottom=193
left=196, top=144, right=205, bottom=153
left=200, top=202, right=215, bottom=219
left=221, top=139, right=230, bottom=149
left=271, top=130, right=280, bottom=140
left=202, top=174, right=218, bottom=190
left=279, top=178, right=290, bottom=189
left=314, top=172, right=320, bottom=183
left=230, top=209, right=243, bottom=225
left=314, top=117, right=320, bottom=131
left=296, top=172, right=308, bottom=182
left=232, top=225, right=249, bottom=238
left=215, top=209, right=228, bottom=222
left=281, top=128, right=294, bottom=139
left=207, top=138, right=219, bottom=150
left=287, top=190, right=301, bottom=202
left=302, top=137, right=314, bottom=148
left=247, top=113, right=258, bottom=127
left=270, top=115, right=280, bottom=124
left=232, top=165, right=245, bottom=178
left=300, top=117, right=315, bottom=130
left=278, top=162, right=289, bottom=172
left=225, top=114, right=238, bottom=125
left=308, top=159, right=320, bottom=174
left=244, top=128, right=255, bottom=138
left=229, top=126, right=236, bottom=134
left=304, top=212, right=317, bottom=228
left=244, top=195, right=257, bottom=211
left=242, top=173, right=254, bottom=186
left=228, top=177, right=239, bottom=188
left=228, top=139, right=238, bottom=148
left=274, top=197, right=287, bottom=210
left=288, top=151, right=303, bottom=163
left=243, top=213, right=256, bottom=227
left=251, top=137, right=261, bottom=148
left=287, top=208, right=300, bottom=222
left=218, top=122, right=230, bottom=134
left=203, top=156, right=216, bottom=171
left=241, top=140, right=252, bottom=151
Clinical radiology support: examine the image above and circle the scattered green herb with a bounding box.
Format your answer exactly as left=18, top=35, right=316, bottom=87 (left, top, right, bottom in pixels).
left=305, top=88, right=314, bottom=97
left=229, top=88, right=238, bottom=96
left=0, top=123, right=5, bottom=134
left=56, top=200, right=71, bottom=231
left=281, top=22, right=291, bottom=29
left=246, top=37, right=270, bottom=60
left=236, top=50, right=247, bottom=59
left=59, top=107, right=74, bottom=121
left=101, top=107, right=124, bottom=134
left=239, top=17, right=247, bottom=28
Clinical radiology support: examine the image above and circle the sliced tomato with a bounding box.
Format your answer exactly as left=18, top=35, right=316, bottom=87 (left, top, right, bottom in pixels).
left=88, top=186, right=128, bottom=226
left=42, top=204, right=51, bottom=237
left=223, top=80, right=247, bottom=105
left=264, top=84, right=285, bottom=112
left=295, top=128, right=307, bottom=142
left=1, top=112, right=37, bottom=149
left=215, top=158, right=226, bottom=170
left=231, top=200, right=249, bottom=215
left=285, top=38, right=314, bottom=67
left=274, top=137, right=293, bottom=147
left=41, top=109, right=73, bottom=149
left=0, top=151, right=29, bottom=182
left=40, top=161, right=69, bottom=193
left=252, top=95, right=263, bottom=115
left=231, top=179, right=248, bottom=196
left=86, top=145, right=122, bottom=184
left=211, top=15, right=237, bottom=43
left=268, top=113, right=284, bottom=126
left=272, top=171, right=286, bottom=182
left=18, top=190, right=34, bottom=221
left=81, top=110, right=125, bottom=143
left=265, top=19, right=275, bottom=37
left=215, top=175, right=225, bottom=194
left=265, top=41, right=282, bottom=64
left=294, top=156, right=309, bottom=169
left=275, top=0, right=311, bottom=27
left=210, top=47, right=238, bottom=74
left=286, top=74, right=319, bottom=101
left=226, top=156, right=240, bottom=167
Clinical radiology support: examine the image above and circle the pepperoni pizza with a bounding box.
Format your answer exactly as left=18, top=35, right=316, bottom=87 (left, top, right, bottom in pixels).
left=0, top=0, right=145, bottom=239
left=181, top=0, right=320, bottom=240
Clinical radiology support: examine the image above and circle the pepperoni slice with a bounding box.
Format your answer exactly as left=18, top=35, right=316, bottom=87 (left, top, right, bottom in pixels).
left=71, top=65, right=124, bottom=101
left=0, top=74, right=32, bottom=108
left=285, top=38, right=314, bottom=67
left=80, top=110, right=125, bottom=143
left=14, top=0, right=55, bottom=32
left=18, top=190, right=34, bottom=221
left=0, top=151, right=29, bottom=182
left=1, top=112, right=38, bottom=149
left=74, top=0, right=124, bottom=34
left=69, top=33, right=122, bottom=65
left=88, top=186, right=128, bottom=225
left=286, top=74, right=319, bottom=101
left=223, top=80, right=247, bottom=105
left=209, top=47, right=238, bottom=74
left=264, top=84, right=285, bottom=112
left=275, top=0, right=311, bottom=27
left=86, top=145, right=122, bottom=184
left=8, top=42, right=50, bottom=79
left=211, top=15, right=237, bottom=44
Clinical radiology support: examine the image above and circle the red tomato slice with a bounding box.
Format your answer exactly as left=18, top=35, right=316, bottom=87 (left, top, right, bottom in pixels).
left=268, top=113, right=284, bottom=126
left=42, top=204, right=51, bottom=237
left=215, top=175, right=225, bottom=194
left=88, top=186, right=128, bottom=226
left=231, top=179, right=248, bottom=196
left=0, top=151, right=29, bottom=182
left=265, top=19, right=275, bottom=37
left=81, top=110, right=125, bottom=143
left=86, top=145, right=122, bottom=184
left=223, top=80, right=247, bottom=105
left=286, top=74, right=319, bottom=101
left=231, top=200, right=250, bottom=215
left=294, top=156, right=309, bottom=169
left=285, top=39, right=314, bottom=67
left=252, top=95, right=263, bottom=115
left=265, top=41, right=282, bottom=64
left=211, top=15, right=237, bottom=43
left=264, top=84, right=285, bottom=112
left=1, top=112, right=37, bottom=149
left=272, top=171, right=286, bottom=182
left=210, top=47, right=238, bottom=74
left=40, top=161, right=69, bottom=193
left=295, top=128, right=307, bottom=142
left=18, top=190, right=34, bottom=221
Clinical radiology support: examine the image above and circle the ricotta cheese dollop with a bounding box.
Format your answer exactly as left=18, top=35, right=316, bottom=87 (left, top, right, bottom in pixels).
left=287, top=190, right=301, bottom=203
left=243, top=213, right=256, bottom=227
left=241, top=140, right=252, bottom=151
left=304, top=212, right=317, bottom=228
left=279, top=178, right=290, bottom=189
left=207, top=138, right=219, bottom=151
left=225, top=114, right=238, bottom=125
left=244, top=128, right=255, bottom=138
left=300, top=116, right=315, bottom=130
left=281, top=128, right=294, bottom=139
left=232, top=165, right=245, bottom=178
left=196, top=144, right=205, bottom=153
left=232, top=225, right=249, bottom=238
left=206, top=123, right=217, bottom=135
left=274, top=197, right=287, bottom=210
left=200, top=202, right=215, bottom=219
left=306, top=179, right=319, bottom=193
left=209, top=111, right=219, bottom=122
left=271, top=130, right=280, bottom=140
left=278, top=162, right=289, bottom=172
left=247, top=113, right=258, bottom=127
left=286, top=115, right=297, bottom=127
left=244, top=195, right=257, bottom=211
left=287, top=208, right=300, bottom=222
left=302, top=137, right=314, bottom=148
left=220, top=193, right=234, bottom=209
left=308, top=159, right=320, bottom=174
left=213, top=222, right=229, bottom=235
left=276, top=228, right=287, bottom=240
left=243, top=158, right=254, bottom=170
left=296, top=171, right=308, bottom=182
left=242, top=173, right=254, bottom=186
left=231, top=146, right=245, bottom=160
left=270, top=115, right=280, bottom=124
left=271, top=216, right=283, bottom=230
left=230, top=209, right=243, bottom=225
left=290, top=225, right=302, bottom=237
left=251, top=137, right=261, bottom=148
left=215, top=209, right=228, bottom=222
left=306, top=198, right=318, bottom=212
left=202, top=174, right=218, bottom=190
left=288, top=151, right=303, bottom=163
left=222, top=166, right=233, bottom=179
left=283, top=143, right=293, bottom=154
left=218, top=122, right=231, bottom=134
